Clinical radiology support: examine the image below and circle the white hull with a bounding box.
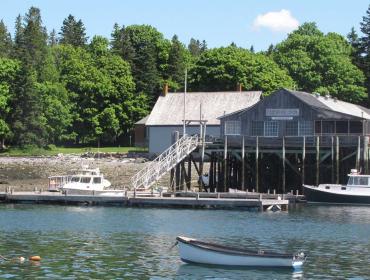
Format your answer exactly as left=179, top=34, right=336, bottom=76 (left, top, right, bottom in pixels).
left=177, top=237, right=304, bottom=268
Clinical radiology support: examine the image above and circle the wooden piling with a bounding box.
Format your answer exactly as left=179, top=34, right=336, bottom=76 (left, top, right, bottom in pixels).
left=336, top=136, right=340, bottom=184
left=241, top=136, right=245, bottom=191
left=256, top=136, right=259, bottom=192
left=302, top=136, right=306, bottom=186
left=356, top=135, right=361, bottom=170
left=331, top=136, right=334, bottom=183
left=282, top=136, right=286, bottom=194
left=224, top=136, right=228, bottom=192
left=364, top=136, right=369, bottom=174
left=187, top=157, right=192, bottom=190
left=316, top=136, right=320, bottom=186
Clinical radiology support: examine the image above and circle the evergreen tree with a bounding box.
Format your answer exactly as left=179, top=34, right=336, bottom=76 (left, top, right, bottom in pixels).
left=110, top=23, right=122, bottom=54
left=17, top=7, right=48, bottom=78
left=11, top=66, right=47, bottom=146
left=250, top=45, right=255, bottom=53
left=167, top=35, right=186, bottom=90
left=200, top=40, right=207, bottom=52
left=266, top=44, right=274, bottom=56
left=48, top=29, right=58, bottom=46
left=59, top=14, right=87, bottom=47
left=118, top=25, right=164, bottom=101
left=359, top=5, right=370, bottom=101
left=10, top=7, right=49, bottom=146
left=13, top=15, right=24, bottom=59
left=188, top=38, right=201, bottom=57
left=0, top=20, right=12, bottom=57
left=0, top=57, right=19, bottom=148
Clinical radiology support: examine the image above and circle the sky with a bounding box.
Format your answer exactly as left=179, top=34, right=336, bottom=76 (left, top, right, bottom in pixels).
left=1, top=0, right=369, bottom=51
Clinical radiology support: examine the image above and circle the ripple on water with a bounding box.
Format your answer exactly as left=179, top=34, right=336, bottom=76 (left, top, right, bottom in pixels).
left=0, top=204, right=370, bottom=279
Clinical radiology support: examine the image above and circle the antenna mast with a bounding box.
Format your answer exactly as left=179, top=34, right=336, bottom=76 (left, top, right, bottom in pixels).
left=183, top=68, right=187, bottom=136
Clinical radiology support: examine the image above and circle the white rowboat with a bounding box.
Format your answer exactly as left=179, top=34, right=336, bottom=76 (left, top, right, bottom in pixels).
left=176, top=236, right=306, bottom=268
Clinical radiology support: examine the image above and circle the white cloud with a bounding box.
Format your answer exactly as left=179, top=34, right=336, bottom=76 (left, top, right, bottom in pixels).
left=253, top=9, right=299, bottom=32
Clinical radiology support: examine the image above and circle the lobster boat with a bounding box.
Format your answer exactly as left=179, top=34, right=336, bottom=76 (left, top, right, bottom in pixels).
left=303, top=169, right=370, bottom=204
left=176, top=236, right=306, bottom=268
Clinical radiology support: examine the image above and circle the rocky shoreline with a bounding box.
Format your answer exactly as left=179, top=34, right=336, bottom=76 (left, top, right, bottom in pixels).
left=0, top=154, right=167, bottom=192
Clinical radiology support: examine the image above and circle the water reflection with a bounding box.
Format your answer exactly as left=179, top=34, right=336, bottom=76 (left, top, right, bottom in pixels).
left=176, top=264, right=298, bottom=280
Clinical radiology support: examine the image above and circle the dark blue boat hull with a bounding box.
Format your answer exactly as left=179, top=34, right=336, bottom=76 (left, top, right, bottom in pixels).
left=303, top=186, right=370, bottom=204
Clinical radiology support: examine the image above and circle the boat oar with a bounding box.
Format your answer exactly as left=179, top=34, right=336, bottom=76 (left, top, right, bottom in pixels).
left=168, top=241, right=178, bottom=251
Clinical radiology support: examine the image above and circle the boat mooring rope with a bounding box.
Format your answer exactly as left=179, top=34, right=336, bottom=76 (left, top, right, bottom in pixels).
left=168, top=241, right=178, bottom=251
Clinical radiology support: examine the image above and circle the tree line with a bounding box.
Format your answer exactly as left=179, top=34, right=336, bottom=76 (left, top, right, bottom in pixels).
left=0, top=6, right=369, bottom=148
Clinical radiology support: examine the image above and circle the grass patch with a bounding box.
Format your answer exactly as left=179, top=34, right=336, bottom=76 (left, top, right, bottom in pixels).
left=0, top=146, right=148, bottom=156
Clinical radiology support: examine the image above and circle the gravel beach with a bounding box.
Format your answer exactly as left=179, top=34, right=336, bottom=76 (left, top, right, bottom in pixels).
left=0, top=154, right=166, bottom=192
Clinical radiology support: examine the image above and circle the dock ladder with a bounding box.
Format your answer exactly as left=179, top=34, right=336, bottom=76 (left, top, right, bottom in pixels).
left=131, top=135, right=199, bottom=190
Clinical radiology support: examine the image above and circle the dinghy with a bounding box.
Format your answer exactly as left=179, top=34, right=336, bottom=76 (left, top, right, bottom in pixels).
left=176, top=236, right=306, bottom=268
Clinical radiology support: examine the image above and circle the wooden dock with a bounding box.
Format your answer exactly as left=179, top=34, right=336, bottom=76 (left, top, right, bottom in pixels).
left=0, top=191, right=291, bottom=211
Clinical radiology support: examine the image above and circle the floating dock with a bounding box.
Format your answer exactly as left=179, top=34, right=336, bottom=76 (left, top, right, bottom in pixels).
left=0, top=190, right=294, bottom=211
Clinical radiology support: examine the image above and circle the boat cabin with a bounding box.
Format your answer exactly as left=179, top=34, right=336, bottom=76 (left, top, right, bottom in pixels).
left=48, top=166, right=110, bottom=191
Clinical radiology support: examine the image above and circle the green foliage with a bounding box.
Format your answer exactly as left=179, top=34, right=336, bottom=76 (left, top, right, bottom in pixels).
left=190, top=46, right=294, bottom=95
left=16, top=7, right=48, bottom=79
left=36, top=81, right=74, bottom=144
left=111, top=24, right=173, bottom=102
left=0, top=57, right=20, bottom=147
left=273, top=22, right=366, bottom=103
left=54, top=38, right=147, bottom=144
left=359, top=5, right=370, bottom=100
left=167, top=35, right=188, bottom=91
left=2, top=5, right=370, bottom=150
left=188, top=38, right=207, bottom=57
left=11, top=66, right=48, bottom=147
left=0, top=20, right=13, bottom=57
left=59, top=14, right=87, bottom=47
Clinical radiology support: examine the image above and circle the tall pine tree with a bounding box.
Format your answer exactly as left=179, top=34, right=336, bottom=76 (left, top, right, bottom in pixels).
left=0, top=20, right=12, bottom=57
left=359, top=5, right=370, bottom=102
left=167, top=35, right=186, bottom=90
left=10, top=7, right=49, bottom=146
left=59, top=14, right=87, bottom=47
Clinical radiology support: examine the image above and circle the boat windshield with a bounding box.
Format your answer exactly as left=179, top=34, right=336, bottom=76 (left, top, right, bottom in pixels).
left=81, top=177, right=91, bottom=184
left=71, top=177, right=80, bottom=182
left=347, top=176, right=369, bottom=186
left=93, top=177, right=101, bottom=184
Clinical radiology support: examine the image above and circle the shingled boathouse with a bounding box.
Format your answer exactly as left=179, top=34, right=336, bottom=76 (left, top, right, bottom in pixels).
left=214, top=88, right=370, bottom=194
left=132, top=88, right=370, bottom=195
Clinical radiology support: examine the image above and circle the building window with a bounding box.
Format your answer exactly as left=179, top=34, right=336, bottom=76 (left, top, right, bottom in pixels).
left=336, top=121, right=348, bottom=134
left=350, top=121, right=363, bottom=134
left=286, top=121, right=298, bottom=136
left=299, top=121, right=313, bottom=136
left=251, top=121, right=264, bottom=136
left=264, top=121, right=279, bottom=137
left=225, top=121, right=241, bottom=135
left=315, top=121, right=321, bottom=134
left=322, top=121, right=335, bottom=134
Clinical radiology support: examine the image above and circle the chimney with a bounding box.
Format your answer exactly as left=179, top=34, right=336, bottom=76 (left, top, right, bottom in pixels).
left=163, top=83, right=168, bottom=96
left=237, top=83, right=242, bottom=92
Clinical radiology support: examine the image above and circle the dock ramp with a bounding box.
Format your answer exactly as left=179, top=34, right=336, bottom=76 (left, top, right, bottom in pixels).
left=131, top=135, right=199, bottom=191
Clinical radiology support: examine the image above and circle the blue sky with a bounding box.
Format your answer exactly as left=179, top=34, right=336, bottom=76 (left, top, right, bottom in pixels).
left=1, top=0, right=369, bottom=51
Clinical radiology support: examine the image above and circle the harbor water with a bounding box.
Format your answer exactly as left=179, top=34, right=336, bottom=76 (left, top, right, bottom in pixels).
left=0, top=204, right=370, bottom=279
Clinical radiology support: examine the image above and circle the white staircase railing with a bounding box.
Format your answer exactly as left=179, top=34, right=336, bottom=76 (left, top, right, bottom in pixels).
left=131, top=135, right=199, bottom=190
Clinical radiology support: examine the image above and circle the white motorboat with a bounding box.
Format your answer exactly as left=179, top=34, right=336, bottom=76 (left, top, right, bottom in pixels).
left=303, top=169, right=370, bottom=204
left=176, top=236, right=306, bottom=268
left=48, top=165, right=111, bottom=193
